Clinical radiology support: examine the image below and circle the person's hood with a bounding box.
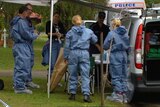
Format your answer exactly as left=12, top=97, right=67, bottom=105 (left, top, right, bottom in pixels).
left=115, top=26, right=127, bottom=35
left=72, top=25, right=85, bottom=35
left=10, top=16, right=21, bottom=26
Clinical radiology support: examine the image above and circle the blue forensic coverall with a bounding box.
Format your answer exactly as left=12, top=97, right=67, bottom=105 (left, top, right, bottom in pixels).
left=10, top=16, right=38, bottom=90
left=64, top=25, right=97, bottom=95
left=103, top=26, right=130, bottom=94
left=26, top=18, right=35, bottom=83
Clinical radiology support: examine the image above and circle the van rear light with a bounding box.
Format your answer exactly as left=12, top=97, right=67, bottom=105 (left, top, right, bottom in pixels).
left=135, top=50, right=142, bottom=68
left=135, top=24, right=143, bottom=69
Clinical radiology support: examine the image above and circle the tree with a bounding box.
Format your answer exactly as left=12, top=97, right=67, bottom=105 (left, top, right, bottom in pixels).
left=54, top=0, right=106, bottom=30
left=145, top=0, right=160, bottom=7
left=0, top=0, right=116, bottom=32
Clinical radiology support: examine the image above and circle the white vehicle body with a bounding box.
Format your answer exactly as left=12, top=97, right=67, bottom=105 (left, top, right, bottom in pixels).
left=107, top=0, right=160, bottom=102
left=118, top=8, right=160, bottom=101
left=82, top=20, right=96, bottom=28
left=108, top=0, right=146, bottom=9
left=128, top=13, right=160, bottom=88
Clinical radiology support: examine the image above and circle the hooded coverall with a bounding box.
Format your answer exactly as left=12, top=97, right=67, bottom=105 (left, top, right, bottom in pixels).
left=64, top=25, right=97, bottom=95
left=103, top=26, right=130, bottom=94
left=26, top=18, right=35, bottom=83
left=10, top=16, right=38, bottom=90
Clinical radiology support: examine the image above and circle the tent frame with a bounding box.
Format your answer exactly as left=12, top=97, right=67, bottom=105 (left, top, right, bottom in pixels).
left=1, top=0, right=138, bottom=106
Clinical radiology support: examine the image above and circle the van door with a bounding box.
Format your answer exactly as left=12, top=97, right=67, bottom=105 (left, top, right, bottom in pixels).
left=144, top=8, right=160, bottom=85
left=143, top=9, right=160, bottom=85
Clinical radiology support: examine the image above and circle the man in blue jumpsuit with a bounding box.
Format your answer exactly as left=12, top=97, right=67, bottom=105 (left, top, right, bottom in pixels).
left=10, top=6, right=38, bottom=94
left=64, top=15, right=97, bottom=102
left=24, top=3, right=40, bottom=89
left=103, top=18, right=130, bottom=103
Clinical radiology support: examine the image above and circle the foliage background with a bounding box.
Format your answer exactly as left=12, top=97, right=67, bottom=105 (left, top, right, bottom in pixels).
left=0, top=0, right=105, bottom=33
left=145, top=0, right=160, bottom=7
left=0, top=0, right=160, bottom=35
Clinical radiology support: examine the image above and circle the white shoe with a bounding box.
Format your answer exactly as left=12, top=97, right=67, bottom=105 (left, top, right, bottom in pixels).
left=123, top=93, right=128, bottom=103
left=26, top=82, right=40, bottom=89
left=106, top=92, right=123, bottom=103
left=15, top=89, right=32, bottom=94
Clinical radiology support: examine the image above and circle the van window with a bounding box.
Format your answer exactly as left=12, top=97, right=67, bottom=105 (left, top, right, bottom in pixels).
left=121, top=18, right=131, bottom=30
left=121, top=18, right=132, bottom=36
left=145, top=21, right=160, bottom=33
left=128, top=23, right=134, bottom=37
left=84, top=21, right=96, bottom=28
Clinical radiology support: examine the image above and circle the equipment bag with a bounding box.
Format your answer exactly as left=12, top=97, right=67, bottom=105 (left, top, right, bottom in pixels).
left=0, top=79, right=4, bottom=90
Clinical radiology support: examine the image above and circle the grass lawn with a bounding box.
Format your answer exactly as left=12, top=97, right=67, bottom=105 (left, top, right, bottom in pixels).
left=0, top=76, right=127, bottom=107
left=0, top=35, right=129, bottom=107
left=0, top=34, right=47, bottom=71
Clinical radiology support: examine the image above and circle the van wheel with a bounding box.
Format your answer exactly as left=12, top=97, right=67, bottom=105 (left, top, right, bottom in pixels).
left=128, top=90, right=139, bottom=103
left=126, top=80, right=136, bottom=103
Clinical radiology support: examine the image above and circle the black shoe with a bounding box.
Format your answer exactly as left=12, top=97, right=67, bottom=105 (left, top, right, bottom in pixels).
left=83, top=95, right=92, bottom=103
left=69, top=94, right=75, bottom=100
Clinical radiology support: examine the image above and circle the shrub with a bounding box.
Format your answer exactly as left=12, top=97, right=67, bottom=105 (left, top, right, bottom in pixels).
left=36, top=23, right=45, bottom=33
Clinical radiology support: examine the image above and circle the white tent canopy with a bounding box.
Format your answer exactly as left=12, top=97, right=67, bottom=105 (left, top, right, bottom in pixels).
left=1, top=0, right=58, bottom=98
left=1, top=0, right=50, bottom=6
left=1, top=0, right=136, bottom=13
left=0, top=1, right=137, bottom=106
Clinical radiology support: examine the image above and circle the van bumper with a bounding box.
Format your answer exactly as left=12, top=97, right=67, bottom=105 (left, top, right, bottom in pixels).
left=131, top=73, right=160, bottom=92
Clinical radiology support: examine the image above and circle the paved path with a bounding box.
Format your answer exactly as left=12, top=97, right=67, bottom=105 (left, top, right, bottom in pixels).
left=0, top=70, right=47, bottom=78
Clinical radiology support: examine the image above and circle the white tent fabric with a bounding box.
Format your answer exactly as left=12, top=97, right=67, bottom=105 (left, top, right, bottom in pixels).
left=1, top=0, right=50, bottom=6
left=47, top=0, right=55, bottom=98
left=1, top=1, right=139, bottom=106
left=1, top=0, right=135, bottom=13
left=1, top=0, right=58, bottom=98
left=1, top=0, right=137, bottom=103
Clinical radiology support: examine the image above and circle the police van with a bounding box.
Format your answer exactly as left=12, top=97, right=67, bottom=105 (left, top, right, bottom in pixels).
left=125, top=8, right=160, bottom=101
left=107, top=0, right=160, bottom=102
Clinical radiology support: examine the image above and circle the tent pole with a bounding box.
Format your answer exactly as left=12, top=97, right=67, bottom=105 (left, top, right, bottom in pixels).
left=48, top=0, right=54, bottom=98
left=100, top=32, right=105, bottom=107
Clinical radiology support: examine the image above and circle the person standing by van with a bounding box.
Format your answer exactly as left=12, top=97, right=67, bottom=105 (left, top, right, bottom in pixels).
left=89, top=11, right=110, bottom=87
left=103, top=18, right=130, bottom=103
left=64, top=15, right=97, bottom=103
left=89, top=11, right=110, bottom=54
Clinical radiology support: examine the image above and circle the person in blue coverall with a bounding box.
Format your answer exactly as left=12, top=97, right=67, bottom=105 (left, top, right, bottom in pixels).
left=64, top=15, right=97, bottom=103
left=10, top=5, right=38, bottom=94
left=24, top=3, right=40, bottom=89
left=103, top=18, right=130, bottom=103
